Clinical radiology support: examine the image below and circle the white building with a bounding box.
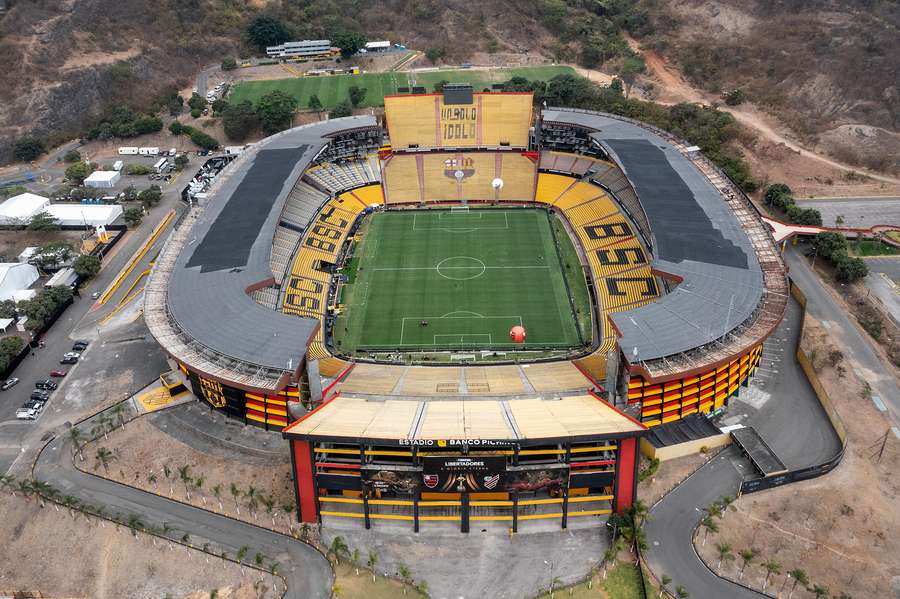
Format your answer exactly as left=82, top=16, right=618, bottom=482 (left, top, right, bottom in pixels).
left=365, top=40, right=391, bottom=51
left=45, top=204, right=123, bottom=227
left=84, top=170, right=121, bottom=188
left=0, top=193, right=49, bottom=225
left=0, top=263, right=39, bottom=302
left=45, top=267, right=78, bottom=288
left=266, top=39, right=332, bottom=59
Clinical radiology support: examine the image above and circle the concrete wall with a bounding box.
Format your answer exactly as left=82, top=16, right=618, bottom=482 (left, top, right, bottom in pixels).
left=640, top=433, right=731, bottom=462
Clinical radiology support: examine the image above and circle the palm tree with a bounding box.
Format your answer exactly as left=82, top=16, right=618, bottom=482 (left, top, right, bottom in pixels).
left=367, top=550, right=379, bottom=583
left=738, top=548, right=757, bottom=580
left=703, top=501, right=723, bottom=520
left=269, top=562, right=279, bottom=575
left=398, top=563, right=412, bottom=595
left=659, top=574, right=672, bottom=599
left=675, top=586, right=690, bottom=598
left=18, top=479, right=34, bottom=500
left=788, top=568, right=808, bottom=598
left=194, top=474, right=206, bottom=503
left=254, top=552, right=266, bottom=567
left=351, top=548, right=360, bottom=575
left=212, top=484, right=223, bottom=509
left=715, top=543, right=734, bottom=571
left=810, top=584, right=829, bottom=599
left=261, top=494, right=275, bottom=514
left=700, top=516, right=719, bottom=546
left=0, top=474, right=16, bottom=496
left=111, top=403, right=127, bottom=430
left=762, top=559, right=781, bottom=591
left=229, top=482, right=241, bottom=514
left=69, top=427, right=85, bottom=461
left=328, top=536, right=349, bottom=565
left=719, top=495, right=736, bottom=513
left=178, top=465, right=192, bottom=499
left=94, top=447, right=116, bottom=473
left=282, top=502, right=295, bottom=529
left=416, top=580, right=429, bottom=597
left=30, top=479, right=55, bottom=508
left=245, top=485, right=258, bottom=515
left=127, top=514, right=144, bottom=536
left=98, top=414, right=113, bottom=439
left=300, top=522, right=311, bottom=542
left=236, top=546, right=249, bottom=563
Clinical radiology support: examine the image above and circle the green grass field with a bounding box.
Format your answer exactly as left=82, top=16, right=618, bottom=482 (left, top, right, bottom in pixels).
left=333, top=208, right=590, bottom=353
left=229, top=65, right=575, bottom=109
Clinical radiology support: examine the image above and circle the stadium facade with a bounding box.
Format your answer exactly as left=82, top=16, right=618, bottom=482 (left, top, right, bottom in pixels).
left=146, top=86, right=787, bottom=530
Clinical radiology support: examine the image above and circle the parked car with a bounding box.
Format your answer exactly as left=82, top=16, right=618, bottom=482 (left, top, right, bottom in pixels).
left=1, top=378, right=19, bottom=391
left=72, top=341, right=89, bottom=351
left=30, top=391, right=50, bottom=402
left=63, top=351, right=81, bottom=359
left=23, top=399, right=44, bottom=411
left=15, top=408, right=37, bottom=420
left=91, top=292, right=101, bottom=300
left=35, top=379, right=57, bottom=390
left=60, top=356, right=78, bottom=365
left=49, top=370, right=67, bottom=377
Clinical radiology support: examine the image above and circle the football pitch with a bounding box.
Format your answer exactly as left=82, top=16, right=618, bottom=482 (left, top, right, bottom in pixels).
left=228, top=65, right=576, bottom=109
left=333, top=208, right=590, bottom=353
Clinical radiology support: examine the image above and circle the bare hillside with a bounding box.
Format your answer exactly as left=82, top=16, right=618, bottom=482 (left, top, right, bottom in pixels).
left=639, top=0, right=899, bottom=172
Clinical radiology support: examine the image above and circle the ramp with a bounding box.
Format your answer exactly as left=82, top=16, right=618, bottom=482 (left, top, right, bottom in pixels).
left=731, top=427, right=788, bottom=476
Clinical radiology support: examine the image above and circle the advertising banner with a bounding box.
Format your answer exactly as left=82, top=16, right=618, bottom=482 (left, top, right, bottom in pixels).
left=422, top=455, right=506, bottom=492
left=362, top=470, right=420, bottom=494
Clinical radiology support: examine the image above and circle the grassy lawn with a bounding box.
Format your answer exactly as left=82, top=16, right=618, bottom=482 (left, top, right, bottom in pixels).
left=849, top=238, right=900, bottom=256
left=551, top=213, right=594, bottom=342
left=229, top=65, right=575, bottom=109
left=534, top=562, right=656, bottom=599
left=886, top=231, right=900, bottom=244
left=333, top=208, right=587, bottom=354
left=333, top=562, right=423, bottom=598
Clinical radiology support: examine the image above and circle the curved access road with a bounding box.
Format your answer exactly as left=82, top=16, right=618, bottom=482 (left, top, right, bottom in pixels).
left=34, top=433, right=332, bottom=599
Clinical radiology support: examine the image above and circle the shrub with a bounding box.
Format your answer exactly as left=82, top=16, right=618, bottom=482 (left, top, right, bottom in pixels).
left=63, top=149, right=82, bottom=163
left=189, top=129, right=220, bottom=150
left=169, top=121, right=185, bottom=135
left=13, top=136, right=45, bottom=162
left=124, top=163, right=153, bottom=176
left=138, top=185, right=162, bottom=207
left=65, top=161, right=92, bottom=185
left=123, top=207, right=144, bottom=227
left=348, top=85, right=367, bottom=107
left=221, top=57, right=237, bottom=71
left=723, top=89, right=745, bottom=106
left=190, top=108, right=202, bottom=118
left=73, top=254, right=101, bottom=279
left=329, top=101, right=353, bottom=119
left=425, top=47, right=445, bottom=63
left=835, top=256, right=868, bottom=282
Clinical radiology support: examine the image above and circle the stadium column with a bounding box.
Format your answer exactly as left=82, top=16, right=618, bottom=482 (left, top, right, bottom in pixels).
left=290, top=439, right=319, bottom=523
left=613, top=437, right=639, bottom=513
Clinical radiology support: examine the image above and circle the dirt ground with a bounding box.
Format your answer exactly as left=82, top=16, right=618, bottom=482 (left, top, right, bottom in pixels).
left=638, top=451, right=712, bottom=507
left=695, top=316, right=899, bottom=598
left=88, top=417, right=296, bottom=534
left=0, top=229, right=87, bottom=262
left=0, top=494, right=278, bottom=599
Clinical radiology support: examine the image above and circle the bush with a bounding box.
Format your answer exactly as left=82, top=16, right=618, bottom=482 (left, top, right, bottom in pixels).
left=138, top=185, right=162, bottom=207
left=221, top=57, right=237, bottom=71
left=123, top=207, right=144, bottom=227
left=169, top=121, right=185, bottom=135
left=329, top=101, right=353, bottom=119
left=190, top=108, right=202, bottom=118
left=73, top=254, right=101, bottom=279
left=189, top=129, right=219, bottom=150
left=124, top=163, right=153, bottom=176
left=425, top=47, right=445, bottom=63
left=763, top=183, right=792, bottom=206
left=188, top=93, right=208, bottom=111
left=835, top=256, right=868, bottom=282
left=211, top=98, right=229, bottom=116
left=348, top=85, right=367, bottom=107
left=174, top=154, right=189, bottom=170
left=723, top=89, right=745, bottom=106
left=134, top=115, right=163, bottom=134
left=814, top=232, right=847, bottom=260
left=13, top=136, right=45, bottom=162
left=63, top=149, right=82, bottom=163
left=792, top=208, right=823, bottom=226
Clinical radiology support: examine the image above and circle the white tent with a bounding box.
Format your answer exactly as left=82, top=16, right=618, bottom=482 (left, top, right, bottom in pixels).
left=0, top=193, right=49, bottom=225
left=0, top=263, right=39, bottom=302
left=84, top=170, right=120, bottom=188
left=45, top=203, right=123, bottom=226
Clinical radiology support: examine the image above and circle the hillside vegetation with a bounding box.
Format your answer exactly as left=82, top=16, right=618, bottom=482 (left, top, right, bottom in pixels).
left=637, top=0, right=899, bottom=171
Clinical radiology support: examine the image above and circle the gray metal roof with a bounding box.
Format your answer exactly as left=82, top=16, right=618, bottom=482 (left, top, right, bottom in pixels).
left=541, top=110, right=764, bottom=361
left=166, top=116, right=377, bottom=371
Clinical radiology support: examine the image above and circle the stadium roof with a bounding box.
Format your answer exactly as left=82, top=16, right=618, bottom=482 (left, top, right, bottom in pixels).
left=283, top=393, right=646, bottom=443
left=165, top=116, right=378, bottom=372
left=541, top=109, right=765, bottom=362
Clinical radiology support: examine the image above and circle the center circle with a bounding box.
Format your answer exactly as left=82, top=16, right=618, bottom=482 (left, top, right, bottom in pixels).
left=436, top=256, right=486, bottom=281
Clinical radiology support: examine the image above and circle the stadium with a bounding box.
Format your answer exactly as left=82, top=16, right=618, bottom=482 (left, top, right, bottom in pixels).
left=145, top=85, right=787, bottom=532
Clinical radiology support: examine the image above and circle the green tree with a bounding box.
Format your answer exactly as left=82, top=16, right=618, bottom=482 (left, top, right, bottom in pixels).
left=13, top=136, right=45, bottom=162
left=221, top=57, right=237, bottom=71
left=211, top=98, right=229, bottom=116
left=738, top=548, right=757, bottom=580
left=787, top=568, right=808, bottom=598
left=328, top=536, right=349, bottom=564
left=332, top=30, right=367, bottom=58
left=810, top=584, right=828, bottom=599
left=63, top=149, right=82, bottom=163
left=174, top=154, right=189, bottom=170
left=190, top=108, right=202, bottom=119
left=65, top=161, right=93, bottom=185
left=814, top=232, right=847, bottom=260
left=245, top=15, right=291, bottom=52
left=762, top=560, right=781, bottom=591
left=329, top=101, right=353, bottom=119
left=715, top=542, right=734, bottom=570
left=792, top=208, right=823, bottom=226
left=167, top=93, right=184, bottom=116
left=348, top=85, right=367, bottom=108
left=124, top=163, right=153, bottom=176
left=308, top=95, right=323, bottom=113
left=223, top=100, right=259, bottom=141
left=94, top=447, right=117, bottom=473
left=836, top=256, right=868, bottom=282
left=367, top=551, right=379, bottom=582
left=134, top=115, right=163, bottom=134
left=27, top=211, right=60, bottom=231
left=764, top=183, right=792, bottom=206
left=73, top=254, right=101, bottom=279
left=0, top=336, right=25, bottom=373
left=169, top=121, right=185, bottom=135
left=0, top=300, right=16, bottom=319
left=188, top=93, right=208, bottom=112
left=424, top=47, right=444, bottom=63
left=138, top=185, right=162, bottom=208
left=723, top=89, right=745, bottom=106
left=256, top=90, right=297, bottom=134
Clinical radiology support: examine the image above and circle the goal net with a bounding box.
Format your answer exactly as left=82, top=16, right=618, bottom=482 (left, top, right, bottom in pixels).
left=450, top=205, right=470, bottom=215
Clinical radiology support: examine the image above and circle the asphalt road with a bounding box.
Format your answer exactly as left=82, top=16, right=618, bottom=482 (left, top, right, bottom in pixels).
left=786, top=247, right=900, bottom=425
left=796, top=196, right=900, bottom=228
left=864, top=256, right=900, bottom=284
left=34, top=433, right=333, bottom=599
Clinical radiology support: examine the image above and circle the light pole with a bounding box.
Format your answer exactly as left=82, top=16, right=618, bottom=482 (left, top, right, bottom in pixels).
left=543, top=559, right=554, bottom=598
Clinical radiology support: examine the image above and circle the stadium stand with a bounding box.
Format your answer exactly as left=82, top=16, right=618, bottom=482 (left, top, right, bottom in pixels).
left=400, top=366, right=462, bottom=395
left=521, top=361, right=591, bottom=393
left=384, top=91, right=533, bottom=149
left=304, top=157, right=381, bottom=195
left=381, top=151, right=538, bottom=204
